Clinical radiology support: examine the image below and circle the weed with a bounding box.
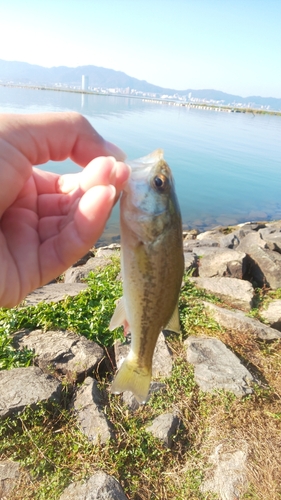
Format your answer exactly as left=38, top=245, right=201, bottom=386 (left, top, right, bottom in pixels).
left=0, top=262, right=281, bottom=499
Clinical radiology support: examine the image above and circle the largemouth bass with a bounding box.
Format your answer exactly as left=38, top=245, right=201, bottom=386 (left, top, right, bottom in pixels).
left=109, top=149, right=184, bottom=403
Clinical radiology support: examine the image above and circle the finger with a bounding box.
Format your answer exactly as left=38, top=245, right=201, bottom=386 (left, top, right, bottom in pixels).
left=0, top=112, right=126, bottom=166
left=0, top=112, right=126, bottom=214
left=38, top=184, right=116, bottom=283
left=58, top=156, right=130, bottom=198
left=36, top=157, right=130, bottom=217
left=57, top=156, right=117, bottom=193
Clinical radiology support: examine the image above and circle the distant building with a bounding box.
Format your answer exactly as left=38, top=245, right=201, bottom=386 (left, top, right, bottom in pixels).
left=81, top=75, right=89, bottom=91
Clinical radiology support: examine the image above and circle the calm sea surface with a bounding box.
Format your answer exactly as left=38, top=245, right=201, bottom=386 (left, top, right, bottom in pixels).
left=1, top=86, right=281, bottom=245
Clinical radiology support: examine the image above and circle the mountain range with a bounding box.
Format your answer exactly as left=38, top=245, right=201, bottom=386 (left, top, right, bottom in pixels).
left=0, top=59, right=280, bottom=110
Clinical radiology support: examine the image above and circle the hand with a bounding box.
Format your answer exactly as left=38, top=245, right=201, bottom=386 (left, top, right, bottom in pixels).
left=0, top=112, right=130, bottom=307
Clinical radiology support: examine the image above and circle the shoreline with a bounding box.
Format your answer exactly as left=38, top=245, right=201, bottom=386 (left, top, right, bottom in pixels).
left=1, top=83, right=281, bottom=116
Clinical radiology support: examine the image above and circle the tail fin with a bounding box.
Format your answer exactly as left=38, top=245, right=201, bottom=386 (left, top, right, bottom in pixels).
left=111, top=356, right=151, bottom=404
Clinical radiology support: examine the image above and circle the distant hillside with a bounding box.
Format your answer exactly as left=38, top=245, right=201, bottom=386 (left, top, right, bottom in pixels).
left=0, top=59, right=280, bottom=110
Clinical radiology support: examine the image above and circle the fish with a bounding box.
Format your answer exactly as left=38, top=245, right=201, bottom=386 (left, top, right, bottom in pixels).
left=109, top=149, right=184, bottom=404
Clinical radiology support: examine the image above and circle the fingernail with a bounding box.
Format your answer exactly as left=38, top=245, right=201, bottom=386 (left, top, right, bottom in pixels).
left=104, top=141, right=127, bottom=161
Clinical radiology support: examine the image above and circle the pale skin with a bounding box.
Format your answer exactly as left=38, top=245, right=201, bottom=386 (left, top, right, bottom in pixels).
left=0, top=112, right=130, bottom=308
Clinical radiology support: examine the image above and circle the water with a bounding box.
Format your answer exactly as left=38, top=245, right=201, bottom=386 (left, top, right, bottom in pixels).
left=1, top=86, right=281, bottom=244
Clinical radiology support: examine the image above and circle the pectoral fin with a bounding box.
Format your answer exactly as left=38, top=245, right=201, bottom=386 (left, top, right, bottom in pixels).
left=109, top=297, right=130, bottom=335
left=164, top=304, right=181, bottom=334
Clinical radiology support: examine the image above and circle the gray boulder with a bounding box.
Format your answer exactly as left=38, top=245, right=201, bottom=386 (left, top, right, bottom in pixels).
left=189, top=276, right=254, bottom=311
left=237, top=232, right=281, bottom=289
left=59, top=471, right=127, bottom=500
left=122, top=382, right=166, bottom=411
left=196, top=225, right=261, bottom=248
left=64, top=247, right=120, bottom=284
left=145, top=413, right=179, bottom=448
left=0, top=460, right=21, bottom=499
left=183, top=229, right=198, bottom=240
left=183, top=252, right=197, bottom=272
left=23, top=283, right=87, bottom=306
left=196, top=228, right=242, bottom=249
left=198, top=248, right=246, bottom=279
left=13, top=329, right=104, bottom=382
left=0, top=367, right=62, bottom=418
left=183, top=238, right=219, bottom=251
left=201, top=443, right=248, bottom=499
left=196, top=228, right=227, bottom=241
left=251, top=247, right=281, bottom=289
left=71, top=377, right=112, bottom=444
left=64, top=257, right=112, bottom=283
left=95, top=245, right=121, bottom=257
left=185, top=336, right=253, bottom=396
left=260, top=227, right=281, bottom=253
left=260, top=299, right=281, bottom=331
left=236, top=229, right=266, bottom=251
left=203, top=301, right=281, bottom=340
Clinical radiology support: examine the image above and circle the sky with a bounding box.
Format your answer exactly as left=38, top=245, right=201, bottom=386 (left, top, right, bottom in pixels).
left=0, top=0, right=280, bottom=98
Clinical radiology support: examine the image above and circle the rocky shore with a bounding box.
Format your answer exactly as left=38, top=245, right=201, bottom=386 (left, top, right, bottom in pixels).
left=1, top=220, right=281, bottom=499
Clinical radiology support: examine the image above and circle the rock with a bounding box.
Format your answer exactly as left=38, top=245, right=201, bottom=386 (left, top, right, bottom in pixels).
left=196, top=226, right=252, bottom=249
left=251, top=248, right=281, bottom=289
left=64, top=246, right=120, bottom=283
left=183, top=239, right=219, bottom=251
left=189, top=276, right=254, bottom=311
left=0, top=460, right=21, bottom=499
left=201, top=443, right=248, bottom=499
left=260, top=299, right=281, bottom=331
left=95, top=246, right=121, bottom=257
left=71, top=377, right=112, bottom=444
left=183, top=229, right=198, bottom=240
left=212, top=232, right=240, bottom=249
left=236, top=230, right=266, bottom=251
left=0, top=367, right=62, bottom=418
left=237, top=232, right=281, bottom=289
left=191, top=246, right=219, bottom=257
left=145, top=413, right=179, bottom=448
left=237, top=222, right=266, bottom=232
left=23, top=283, right=87, bottom=306
left=260, top=229, right=281, bottom=253
left=122, top=382, right=166, bottom=411
left=151, top=332, right=173, bottom=378
left=185, top=336, right=253, bottom=396
left=13, top=329, right=104, bottom=382
left=114, top=331, right=173, bottom=379
left=198, top=249, right=246, bottom=279
left=59, top=471, right=127, bottom=500
left=184, top=252, right=197, bottom=272
left=196, top=228, right=225, bottom=240
left=72, top=249, right=95, bottom=267
left=64, top=257, right=112, bottom=283
left=203, top=302, right=281, bottom=340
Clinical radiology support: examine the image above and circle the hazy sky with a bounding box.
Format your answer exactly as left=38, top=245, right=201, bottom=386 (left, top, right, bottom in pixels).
left=0, top=0, right=280, bottom=98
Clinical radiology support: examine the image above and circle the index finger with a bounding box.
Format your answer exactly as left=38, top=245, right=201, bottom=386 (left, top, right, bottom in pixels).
left=0, top=112, right=126, bottom=213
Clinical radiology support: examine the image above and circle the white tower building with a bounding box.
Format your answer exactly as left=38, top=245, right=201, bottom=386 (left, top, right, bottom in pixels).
left=82, top=75, right=89, bottom=91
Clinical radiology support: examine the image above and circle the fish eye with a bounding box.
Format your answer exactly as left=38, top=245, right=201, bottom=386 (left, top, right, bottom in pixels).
left=153, top=174, right=167, bottom=192
left=154, top=176, right=164, bottom=187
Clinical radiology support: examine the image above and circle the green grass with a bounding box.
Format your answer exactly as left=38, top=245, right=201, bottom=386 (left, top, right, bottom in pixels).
left=0, top=259, right=281, bottom=499
left=0, top=259, right=124, bottom=370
